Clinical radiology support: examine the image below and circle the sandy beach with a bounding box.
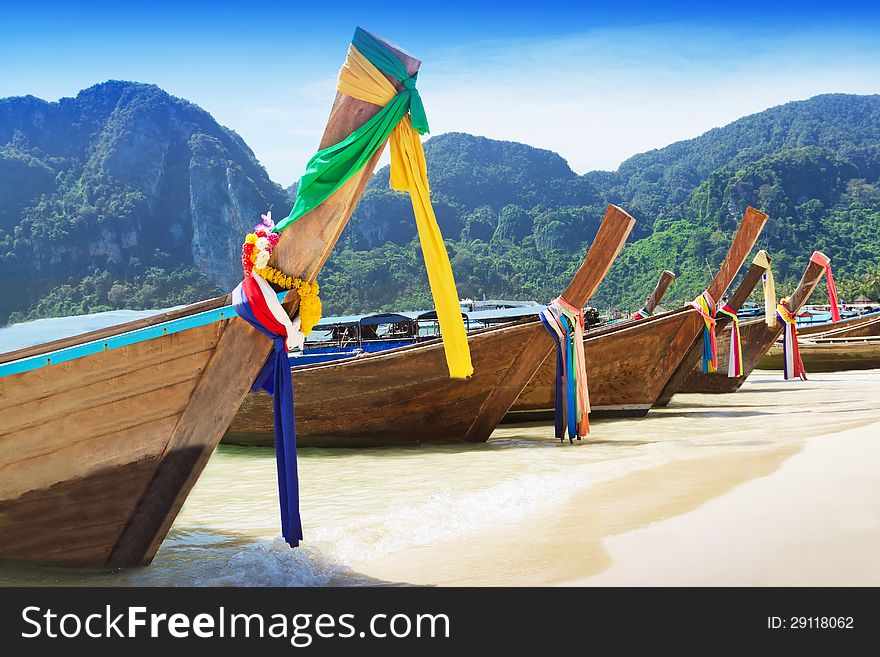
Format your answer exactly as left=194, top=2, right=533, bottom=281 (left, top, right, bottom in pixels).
left=342, top=370, right=880, bottom=587
left=570, top=421, right=880, bottom=586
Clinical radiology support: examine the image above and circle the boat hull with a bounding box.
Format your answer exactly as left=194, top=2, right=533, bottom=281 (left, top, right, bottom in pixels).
left=231, top=321, right=551, bottom=447
left=228, top=313, right=680, bottom=443
left=675, top=316, right=776, bottom=394
left=652, top=255, right=771, bottom=407
left=510, top=208, right=769, bottom=419
left=507, top=308, right=703, bottom=419
left=0, top=322, right=225, bottom=566
left=797, top=311, right=880, bottom=338
left=759, top=337, right=880, bottom=372
left=670, top=255, right=828, bottom=396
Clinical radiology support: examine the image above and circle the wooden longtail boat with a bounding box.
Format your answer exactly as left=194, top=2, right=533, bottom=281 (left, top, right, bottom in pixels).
left=652, top=249, right=773, bottom=406
left=796, top=310, right=880, bottom=339
left=673, top=252, right=829, bottom=395
left=508, top=207, right=768, bottom=420
left=636, top=270, right=677, bottom=317
left=228, top=265, right=670, bottom=444
left=225, top=205, right=635, bottom=447
left=759, top=335, right=880, bottom=372
left=0, top=30, right=417, bottom=567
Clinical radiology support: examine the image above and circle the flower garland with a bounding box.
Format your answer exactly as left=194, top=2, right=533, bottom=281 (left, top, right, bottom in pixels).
left=241, top=211, right=322, bottom=335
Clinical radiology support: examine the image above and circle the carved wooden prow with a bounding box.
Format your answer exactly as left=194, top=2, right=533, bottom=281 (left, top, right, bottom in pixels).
left=784, top=252, right=828, bottom=314
left=462, top=205, right=634, bottom=442
left=659, top=250, right=828, bottom=402
left=725, top=250, right=771, bottom=312
left=107, top=30, right=419, bottom=567
left=706, top=206, right=768, bottom=301
left=650, top=209, right=768, bottom=408
left=273, top=31, right=420, bottom=288
left=560, top=205, right=635, bottom=307
left=644, top=270, right=676, bottom=313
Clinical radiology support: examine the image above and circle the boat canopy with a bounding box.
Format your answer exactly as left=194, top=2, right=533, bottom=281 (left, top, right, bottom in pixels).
left=312, top=314, right=363, bottom=329
left=359, top=312, right=419, bottom=326
left=310, top=302, right=542, bottom=332
left=466, top=305, right=545, bottom=323
left=416, top=310, right=469, bottom=322
left=460, top=299, right=539, bottom=312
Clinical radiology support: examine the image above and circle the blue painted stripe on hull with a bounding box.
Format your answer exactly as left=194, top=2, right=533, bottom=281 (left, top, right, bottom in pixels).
left=0, top=293, right=286, bottom=379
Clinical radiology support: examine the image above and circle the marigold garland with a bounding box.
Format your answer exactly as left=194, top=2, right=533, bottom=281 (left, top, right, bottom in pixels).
left=255, top=266, right=322, bottom=335
left=241, top=210, right=322, bottom=336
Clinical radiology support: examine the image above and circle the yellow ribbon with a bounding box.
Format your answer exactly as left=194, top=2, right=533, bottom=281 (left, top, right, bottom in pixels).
left=337, top=46, right=473, bottom=378
left=776, top=299, right=796, bottom=326
left=752, top=250, right=776, bottom=328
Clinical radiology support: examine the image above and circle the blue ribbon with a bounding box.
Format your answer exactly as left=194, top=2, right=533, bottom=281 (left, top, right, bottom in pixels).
left=540, top=311, right=565, bottom=441
left=540, top=307, right=579, bottom=443
left=700, top=324, right=713, bottom=373
left=562, top=315, right=577, bottom=439
left=233, top=284, right=303, bottom=547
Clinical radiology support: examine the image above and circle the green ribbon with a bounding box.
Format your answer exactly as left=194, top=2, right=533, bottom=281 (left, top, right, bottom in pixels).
left=274, top=27, right=428, bottom=234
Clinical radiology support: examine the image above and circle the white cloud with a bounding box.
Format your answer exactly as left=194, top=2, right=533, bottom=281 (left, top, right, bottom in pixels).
left=4, top=14, right=878, bottom=187
left=415, top=24, right=880, bottom=174
left=149, top=23, right=880, bottom=184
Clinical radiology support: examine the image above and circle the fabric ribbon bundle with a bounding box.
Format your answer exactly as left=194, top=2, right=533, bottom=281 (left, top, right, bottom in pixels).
left=690, top=290, right=718, bottom=373
left=716, top=304, right=743, bottom=377
left=233, top=274, right=306, bottom=547
left=810, top=252, right=841, bottom=322
left=632, top=307, right=651, bottom=320
left=273, top=27, right=472, bottom=379
left=233, top=27, right=474, bottom=547
left=539, top=297, right=590, bottom=442
left=776, top=301, right=806, bottom=381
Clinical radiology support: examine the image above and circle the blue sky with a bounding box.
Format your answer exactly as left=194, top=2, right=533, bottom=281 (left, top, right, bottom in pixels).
left=2, top=1, right=880, bottom=185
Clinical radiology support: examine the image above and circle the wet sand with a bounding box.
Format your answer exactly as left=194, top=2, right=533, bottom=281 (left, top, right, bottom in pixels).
left=348, top=370, right=880, bottom=586
left=570, top=422, right=880, bottom=586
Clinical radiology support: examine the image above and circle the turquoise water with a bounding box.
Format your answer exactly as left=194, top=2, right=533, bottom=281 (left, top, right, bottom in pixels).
left=0, top=308, right=171, bottom=352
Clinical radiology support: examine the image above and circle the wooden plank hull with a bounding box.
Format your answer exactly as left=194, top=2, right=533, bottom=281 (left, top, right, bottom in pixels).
left=759, top=337, right=880, bottom=372
left=653, top=252, right=771, bottom=407
left=0, top=323, right=223, bottom=566
left=797, top=311, right=880, bottom=338
left=230, top=321, right=545, bottom=447
left=828, top=315, right=880, bottom=338
left=230, top=262, right=675, bottom=440
left=230, top=308, right=699, bottom=440
left=0, top=30, right=416, bottom=567
left=676, top=315, right=776, bottom=394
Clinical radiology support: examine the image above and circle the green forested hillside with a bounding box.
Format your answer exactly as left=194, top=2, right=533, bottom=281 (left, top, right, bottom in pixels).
left=0, top=81, right=291, bottom=323
left=320, top=94, right=880, bottom=313
left=1, top=89, right=879, bottom=324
